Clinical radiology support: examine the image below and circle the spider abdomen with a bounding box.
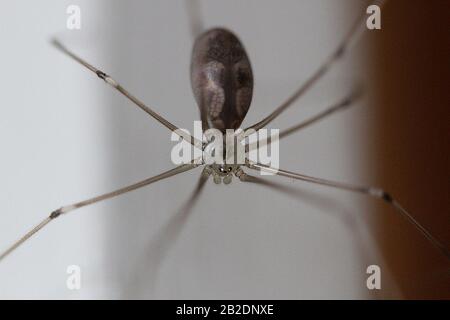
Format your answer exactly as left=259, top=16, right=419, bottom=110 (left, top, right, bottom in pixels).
left=190, top=28, right=253, bottom=132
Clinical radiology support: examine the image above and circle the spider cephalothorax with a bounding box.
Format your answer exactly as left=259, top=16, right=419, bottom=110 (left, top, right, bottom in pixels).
left=205, top=164, right=241, bottom=185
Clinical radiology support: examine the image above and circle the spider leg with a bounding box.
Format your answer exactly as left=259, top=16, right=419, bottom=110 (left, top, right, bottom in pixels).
left=245, top=0, right=387, bottom=132
left=244, top=161, right=450, bottom=260
left=244, top=86, right=362, bottom=153
left=51, top=39, right=203, bottom=150
left=0, top=163, right=199, bottom=262
left=186, top=0, right=204, bottom=39
left=124, top=167, right=211, bottom=296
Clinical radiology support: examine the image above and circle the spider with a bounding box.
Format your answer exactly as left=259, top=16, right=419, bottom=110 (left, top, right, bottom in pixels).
left=1, top=0, right=448, bottom=272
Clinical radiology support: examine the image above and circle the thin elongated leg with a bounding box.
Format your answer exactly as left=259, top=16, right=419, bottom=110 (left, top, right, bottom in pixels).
left=178, top=167, right=210, bottom=214
left=237, top=169, right=398, bottom=294
left=278, top=87, right=362, bottom=140
left=186, top=0, right=204, bottom=39
left=0, top=163, right=199, bottom=262
left=123, top=168, right=210, bottom=297
left=245, top=0, right=388, bottom=132
left=237, top=168, right=357, bottom=225
left=236, top=169, right=309, bottom=197
left=245, top=161, right=450, bottom=260
left=236, top=169, right=356, bottom=219
left=244, top=87, right=362, bottom=153
left=51, top=40, right=203, bottom=150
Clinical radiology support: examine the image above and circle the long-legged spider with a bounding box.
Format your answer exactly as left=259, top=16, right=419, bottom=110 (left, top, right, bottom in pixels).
left=1, top=0, right=448, bottom=268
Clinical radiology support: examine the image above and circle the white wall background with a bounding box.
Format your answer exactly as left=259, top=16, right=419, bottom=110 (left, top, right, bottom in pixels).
left=0, top=0, right=397, bottom=299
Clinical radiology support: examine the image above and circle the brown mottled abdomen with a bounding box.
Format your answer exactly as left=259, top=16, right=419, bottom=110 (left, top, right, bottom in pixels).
left=190, top=28, right=253, bottom=132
